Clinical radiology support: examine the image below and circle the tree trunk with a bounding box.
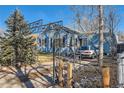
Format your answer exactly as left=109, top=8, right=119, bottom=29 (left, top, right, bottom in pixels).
left=98, top=5, right=104, bottom=68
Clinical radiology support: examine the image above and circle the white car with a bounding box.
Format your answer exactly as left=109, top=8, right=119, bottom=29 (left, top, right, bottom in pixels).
left=78, top=46, right=96, bottom=59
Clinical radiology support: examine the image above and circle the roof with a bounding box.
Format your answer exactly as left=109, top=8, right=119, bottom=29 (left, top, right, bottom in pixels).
left=41, top=22, right=84, bottom=36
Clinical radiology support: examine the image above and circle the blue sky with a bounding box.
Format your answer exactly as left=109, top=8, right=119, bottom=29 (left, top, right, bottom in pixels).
left=0, top=5, right=124, bottom=32
left=0, top=5, right=74, bottom=31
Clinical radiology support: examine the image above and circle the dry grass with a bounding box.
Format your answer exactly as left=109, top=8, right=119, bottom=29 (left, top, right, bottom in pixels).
left=37, top=53, right=53, bottom=63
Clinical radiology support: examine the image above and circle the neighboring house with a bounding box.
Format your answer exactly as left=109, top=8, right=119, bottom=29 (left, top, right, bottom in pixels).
left=0, top=29, right=5, bottom=52
left=117, top=34, right=124, bottom=43
left=89, top=32, right=117, bottom=55
left=0, top=29, right=5, bottom=37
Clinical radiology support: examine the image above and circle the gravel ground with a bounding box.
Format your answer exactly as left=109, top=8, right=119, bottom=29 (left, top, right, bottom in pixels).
left=72, top=56, right=118, bottom=88
left=73, top=64, right=102, bottom=88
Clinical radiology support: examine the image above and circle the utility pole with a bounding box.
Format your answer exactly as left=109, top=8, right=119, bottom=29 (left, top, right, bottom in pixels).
left=98, top=5, right=104, bottom=68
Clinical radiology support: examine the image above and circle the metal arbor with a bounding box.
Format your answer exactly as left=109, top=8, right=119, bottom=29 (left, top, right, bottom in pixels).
left=28, top=19, right=103, bottom=87
left=28, top=19, right=43, bottom=34
left=38, top=20, right=71, bottom=85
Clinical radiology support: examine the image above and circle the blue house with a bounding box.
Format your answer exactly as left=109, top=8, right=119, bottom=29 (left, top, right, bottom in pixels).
left=38, top=26, right=88, bottom=54
left=89, top=32, right=117, bottom=55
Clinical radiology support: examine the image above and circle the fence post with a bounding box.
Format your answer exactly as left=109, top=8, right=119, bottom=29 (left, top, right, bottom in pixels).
left=67, top=63, right=72, bottom=88
left=102, top=67, right=110, bottom=88
left=58, top=60, right=64, bottom=87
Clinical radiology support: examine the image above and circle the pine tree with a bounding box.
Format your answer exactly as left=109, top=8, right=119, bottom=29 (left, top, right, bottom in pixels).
left=0, top=9, right=36, bottom=67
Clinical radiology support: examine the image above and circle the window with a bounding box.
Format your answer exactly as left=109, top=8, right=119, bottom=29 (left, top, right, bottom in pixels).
left=117, top=43, right=124, bottom=53
left=63, top=36, right=66, bottom=47
left=79, top=46, right=89, bottom=50
left=50, top=38, right=53, bottom=48
left=38, top=38, right=41, bottom=46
